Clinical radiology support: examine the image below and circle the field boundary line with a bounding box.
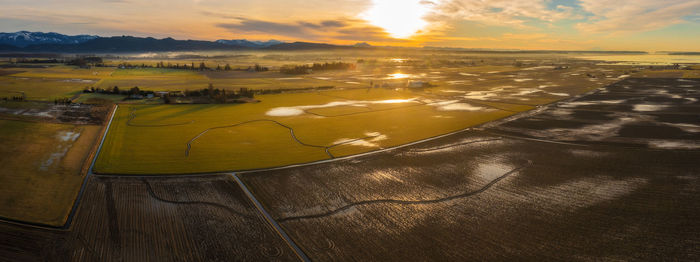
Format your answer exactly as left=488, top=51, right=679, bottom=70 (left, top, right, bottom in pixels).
left=64, top=103, right=119, bottom=229
left=232, top=173, right=310, bottom=262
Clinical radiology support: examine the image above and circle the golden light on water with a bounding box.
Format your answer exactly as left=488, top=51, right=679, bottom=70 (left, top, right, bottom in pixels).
left=361, top=0, right=430, bottom=39
left=388, top=73, right=412, bottom=79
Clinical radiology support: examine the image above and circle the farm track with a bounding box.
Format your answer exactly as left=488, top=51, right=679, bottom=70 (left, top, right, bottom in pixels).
left=275, top=160, right=531, bottom=223
left=233, top=174, right=311, bottom=262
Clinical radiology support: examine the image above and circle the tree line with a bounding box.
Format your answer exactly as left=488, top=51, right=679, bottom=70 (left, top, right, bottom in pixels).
left=280, top=62, right=355, bottom=74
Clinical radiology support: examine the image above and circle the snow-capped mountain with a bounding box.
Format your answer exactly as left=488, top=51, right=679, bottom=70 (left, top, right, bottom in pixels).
left=216, top=39, right=285, bottom=48
left=0, top=31, right=98, bottom=47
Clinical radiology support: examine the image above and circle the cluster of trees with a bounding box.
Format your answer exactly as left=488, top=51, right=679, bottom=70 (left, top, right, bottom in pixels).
left=15, top=58, right=61, bottom=63
left=153, top=61, right=209, bottom=70
left=280, top=62, right=355, bottom=74
left=53, top=97, right=73, bottom=105
left=83, top=85, right=152, bottom=97
left=67, top=57, right=104, bottom=67
left=2, top=96, right=25, bottom=101
left=178, top=84, right=255, bottom=104
left=152, top=61, right=270, bottom=72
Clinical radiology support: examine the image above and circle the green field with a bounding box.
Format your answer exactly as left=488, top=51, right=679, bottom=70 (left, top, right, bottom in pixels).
left=94, top=87, right=523, bottom=174
left=0, top=76, right=89, bottom=101
left=0, top=120, right=100, bottom=226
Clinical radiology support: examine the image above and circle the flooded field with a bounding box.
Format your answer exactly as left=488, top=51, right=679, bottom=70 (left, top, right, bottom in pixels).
left=239, top=77, right=699, bottom=260
left=488, top=78, right=700, bottom=149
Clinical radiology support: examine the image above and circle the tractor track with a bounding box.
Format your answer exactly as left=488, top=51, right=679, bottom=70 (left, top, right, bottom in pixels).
left=276, top=160, right=531, bottom=223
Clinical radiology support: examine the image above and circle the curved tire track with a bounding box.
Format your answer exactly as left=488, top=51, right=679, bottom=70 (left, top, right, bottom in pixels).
left=408, top=138, right=503, bottom=153
left=276, top=160, right=531, bottom=223
left=184, top=119, right=330, bottom=157
left=143, top=180, right=255, bottom=219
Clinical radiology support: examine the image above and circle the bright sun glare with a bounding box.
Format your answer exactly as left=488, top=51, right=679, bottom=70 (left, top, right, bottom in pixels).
left=362, top=0, right=431, bottom=39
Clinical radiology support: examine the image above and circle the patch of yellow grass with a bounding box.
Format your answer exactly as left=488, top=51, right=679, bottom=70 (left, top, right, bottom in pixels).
left=0, top=120, right=100, bottom=226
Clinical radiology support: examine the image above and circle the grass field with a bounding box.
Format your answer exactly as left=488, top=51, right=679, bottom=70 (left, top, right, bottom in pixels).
left=0, top=120, right=100, bottom=226
left=0, top=76, right=88, bottom=101
left=94, top=87, right=522, bottom=174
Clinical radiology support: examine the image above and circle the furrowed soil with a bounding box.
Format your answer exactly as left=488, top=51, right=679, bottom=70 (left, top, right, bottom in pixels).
left=0, top=175, right=298, bottom=261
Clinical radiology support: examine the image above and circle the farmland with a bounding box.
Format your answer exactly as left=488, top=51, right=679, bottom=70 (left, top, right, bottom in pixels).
left=0, top=50, right=698, bottom=260
left=0, top=120, right=100, bottom=226
left=91, top=54, right=630, bottom=174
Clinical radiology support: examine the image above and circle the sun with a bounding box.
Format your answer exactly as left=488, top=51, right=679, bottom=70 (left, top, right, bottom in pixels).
left=361, top=0, right=431, bottom=39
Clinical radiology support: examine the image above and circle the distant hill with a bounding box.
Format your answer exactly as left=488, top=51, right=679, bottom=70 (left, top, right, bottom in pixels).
left=263, top=41, right=351, bottom=50
left=216, top=39, right=284, bottom=48
left=0, top=31, right=97, bottom=47
left=0, top=32, right=358, bottom=53
left=20, top=36, right=248, bottom=52
left=668, top=52, right=700, bottom=56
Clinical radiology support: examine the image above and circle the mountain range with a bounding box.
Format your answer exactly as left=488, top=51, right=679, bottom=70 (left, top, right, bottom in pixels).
left=0, top=31, right=371, bottom=53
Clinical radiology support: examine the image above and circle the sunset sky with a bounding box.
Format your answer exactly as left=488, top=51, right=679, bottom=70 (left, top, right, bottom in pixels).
left=0, top=0, right=698, bottom=51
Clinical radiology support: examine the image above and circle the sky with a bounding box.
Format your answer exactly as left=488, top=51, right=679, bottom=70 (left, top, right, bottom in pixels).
left=0, top=0, right=698, bottom=51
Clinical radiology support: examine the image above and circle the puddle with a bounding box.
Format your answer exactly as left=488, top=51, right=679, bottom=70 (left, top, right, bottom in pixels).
left=514, top=78, right=533, bottom=82
left=40, top=146, right=70, bottom=171
left=459, top=73, right=479, bottom=76
left=633, top=104, right=669, bottom=112
left=523, top=66, right=555, bottom=70
left=62, top=79, right=96, bottom=83
left=58, top=130, right=81, bottom=142
left=266, top=99, right=418, bottom=116
left=333, top=132, right=387, bottom=148
left=437, top=102, right=488, bottom=111
left=475, top=161, right=514, bottom=181
left=648, top=140, right=700, bottom=149
left=463, top=91, right=496, bottom=100
left=276, top=77, right=303, bottom=80
left=513, top=89, right=542, bottom=96
left=387, top=73, right=414, bottom=79
left=663, top=123, right=700, bottom=133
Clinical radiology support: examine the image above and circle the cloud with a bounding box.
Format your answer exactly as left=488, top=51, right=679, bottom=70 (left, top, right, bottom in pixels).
left=576, top=0, right=700, bottom=33
left=217, top=17, right=399, bottom=42
left=430, top=0, right=578, bottom=27
left=218, top=18, right=310, bottom=38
